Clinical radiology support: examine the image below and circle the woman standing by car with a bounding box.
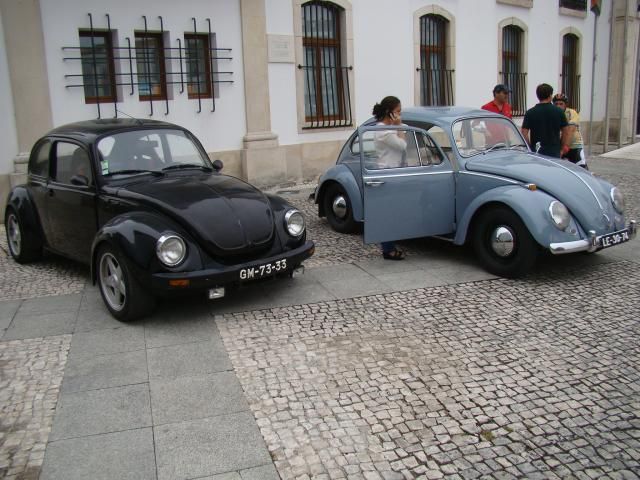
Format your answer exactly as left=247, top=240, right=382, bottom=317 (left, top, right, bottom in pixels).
left=372, top=95, right=407, bottom=260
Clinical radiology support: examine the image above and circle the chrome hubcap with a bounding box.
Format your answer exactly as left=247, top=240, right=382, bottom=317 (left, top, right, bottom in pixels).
left=332, top=195, right=347, bottom=219
left=99, top=252, right=126, bottom=311
left=490, top=226, right=515, bottom=257
left=7, top=214, right=21, bottom=256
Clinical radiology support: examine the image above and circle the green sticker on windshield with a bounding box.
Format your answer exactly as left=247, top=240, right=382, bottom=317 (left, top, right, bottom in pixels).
left=101, top=160, right=109, bottom=175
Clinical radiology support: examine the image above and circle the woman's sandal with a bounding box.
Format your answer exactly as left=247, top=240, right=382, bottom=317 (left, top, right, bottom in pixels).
left=383, top=249, right=405, bottom=260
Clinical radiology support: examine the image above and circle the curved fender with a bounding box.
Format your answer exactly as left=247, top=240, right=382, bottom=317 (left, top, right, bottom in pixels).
left=454, top=185, right=581, bottom=248
left=5, top=186, right=45, bottom=243
left=316, top=165, right=364, bottom=222
left=91, top=211, right=203, bottom=284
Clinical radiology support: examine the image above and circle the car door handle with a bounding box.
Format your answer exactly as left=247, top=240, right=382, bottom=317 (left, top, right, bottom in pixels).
left=364, top=180, right=385, bottom=187
left=47, top=188, right=55, bottom=197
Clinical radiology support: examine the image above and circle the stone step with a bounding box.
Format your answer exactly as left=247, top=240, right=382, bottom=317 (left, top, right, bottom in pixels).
left=14, top=155, right=28, bottom=174
left=10, top=172, right=27, bottom=188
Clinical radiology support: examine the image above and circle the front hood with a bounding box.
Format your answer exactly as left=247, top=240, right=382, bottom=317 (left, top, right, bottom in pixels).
left=465, top=152, right=618, bottom=233
left=119, top=173, right=274, bottom=255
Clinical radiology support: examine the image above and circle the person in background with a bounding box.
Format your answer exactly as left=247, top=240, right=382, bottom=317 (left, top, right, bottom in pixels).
left=552, top=92, right=588, bottom=169
left=481, top=84, right=513, bottom=119
left=521, top=83, right=570, bottom=158
left=372, top=95, right=406, bottom=260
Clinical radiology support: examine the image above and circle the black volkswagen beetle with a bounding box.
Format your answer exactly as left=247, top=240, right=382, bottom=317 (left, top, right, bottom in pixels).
left=5, top=119, right=314, bottom=321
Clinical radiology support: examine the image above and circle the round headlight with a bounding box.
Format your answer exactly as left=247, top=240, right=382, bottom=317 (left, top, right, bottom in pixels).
left=549, top=201, right=570, bottom=230
left=284, top=209, right=305, bottom=237
left=156, top=234, right=186, bottom=266
left=610, top=187, right=625, bottom=214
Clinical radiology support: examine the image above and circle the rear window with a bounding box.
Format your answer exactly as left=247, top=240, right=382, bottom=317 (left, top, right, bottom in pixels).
left=29, top=141, right=51, bottom=177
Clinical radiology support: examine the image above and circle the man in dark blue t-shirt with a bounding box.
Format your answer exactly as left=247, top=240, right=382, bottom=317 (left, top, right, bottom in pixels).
left=521, top=83, right=570, bottom=158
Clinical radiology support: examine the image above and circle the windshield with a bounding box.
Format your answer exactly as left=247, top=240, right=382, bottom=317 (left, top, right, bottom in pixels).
left=97, top=128, right=210, bottom=176
left=452, top=117, right=528, bottom=158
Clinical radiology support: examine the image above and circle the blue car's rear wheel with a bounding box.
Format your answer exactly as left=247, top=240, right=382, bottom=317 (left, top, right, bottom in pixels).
left=324, top=183, right=358, bottom=234
left=97, top=244, right=155, bottom=321
left=473, top=206, right=538, bottom=278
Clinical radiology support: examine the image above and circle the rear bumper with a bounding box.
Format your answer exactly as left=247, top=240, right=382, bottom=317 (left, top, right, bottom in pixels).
left=149, top=241, right=315, bottom=291
left=549, top=220, right=636, bottom=254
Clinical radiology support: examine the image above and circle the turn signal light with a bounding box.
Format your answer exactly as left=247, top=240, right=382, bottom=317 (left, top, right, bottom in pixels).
left=169, top=279, right=190, bottom=287
left=525, top=183, right=537, bottom=191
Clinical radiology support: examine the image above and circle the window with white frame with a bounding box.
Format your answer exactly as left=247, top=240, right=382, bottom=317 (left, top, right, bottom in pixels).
left=419, top=14, right=453, bottom=106
left=561, top=33, right=580, bottom=111
left=300, top=1, right=352, bottom=128
left=500, top=24, right=526, bottom=116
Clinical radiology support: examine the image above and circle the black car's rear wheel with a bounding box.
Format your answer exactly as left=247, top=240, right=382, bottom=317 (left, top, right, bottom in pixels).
left=473, top=206, right=538, bottom=278
left=97, top=244, right=155, bottom=321
left=5, top=209, right=42, bottom=263
left=324, top=183, right=358, bottom=233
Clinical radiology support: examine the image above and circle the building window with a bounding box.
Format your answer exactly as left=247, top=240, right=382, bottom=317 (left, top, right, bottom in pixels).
left=559, top=0, right=587, bottom=11
left=79, top=30, right=117, bottom=104
left=184, top=33, right=212, bottom=99
left=419, top=14, right=453, bottom=106
left=301, top=1, right=351, bottom=128
left=561, top=34, right=580, bottom=111
left=135, top=32, right=167, bottom=101
left=501, top=25, right=526, bottom=116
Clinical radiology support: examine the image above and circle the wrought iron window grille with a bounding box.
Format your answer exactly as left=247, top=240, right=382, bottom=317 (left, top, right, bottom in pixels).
left=63, top=13, right=234, bottom=118
left=559, top=0, right=587, bottom=11
left=418, top=15, right=454, bottom=107
left=300, top=1, right=353, bottom=129
left=501, top=25, right=527, bottom=117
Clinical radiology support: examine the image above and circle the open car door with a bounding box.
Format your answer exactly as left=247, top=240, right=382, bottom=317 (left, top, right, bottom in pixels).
left=358, top=124, right=456, bottom=244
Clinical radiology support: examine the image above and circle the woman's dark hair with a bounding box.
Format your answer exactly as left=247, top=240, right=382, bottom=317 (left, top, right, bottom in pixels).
left=372, top=96, right=400, bottom=121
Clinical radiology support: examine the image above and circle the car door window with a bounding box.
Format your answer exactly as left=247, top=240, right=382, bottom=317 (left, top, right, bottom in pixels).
left=361, top=129, right=420, bottom=170
left=417, top=133, right=444, bottom=166
left=53, top=142, right=92, bottom=185
left=29, top=141, right=51, bottom=178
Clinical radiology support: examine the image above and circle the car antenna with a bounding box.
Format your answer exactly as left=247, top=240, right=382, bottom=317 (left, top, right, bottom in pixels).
left=116, top=110, right=144, bottom=125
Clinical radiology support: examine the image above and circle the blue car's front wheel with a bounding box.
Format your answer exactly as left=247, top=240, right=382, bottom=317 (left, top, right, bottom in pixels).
left=472, top=206, right=538, bottom=278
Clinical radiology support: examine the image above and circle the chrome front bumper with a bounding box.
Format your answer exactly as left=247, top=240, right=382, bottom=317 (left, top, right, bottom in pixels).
left=550, top=220, right=637, bottom=254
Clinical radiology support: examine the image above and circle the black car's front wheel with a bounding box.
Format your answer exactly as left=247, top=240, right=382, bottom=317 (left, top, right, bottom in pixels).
left=472, top=206, right=538, bottom=278
left=323, top=183, right=358, bottom=233
left=5, top=208, right=42, bottom=263
left=97, top=244, right=155, bottom=322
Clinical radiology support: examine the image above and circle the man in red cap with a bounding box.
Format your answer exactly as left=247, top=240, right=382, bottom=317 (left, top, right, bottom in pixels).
left=481, top=84, right=513, bottom=119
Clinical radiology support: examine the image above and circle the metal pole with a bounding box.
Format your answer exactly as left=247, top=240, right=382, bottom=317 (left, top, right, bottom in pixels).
left=632, top=8, right=640, bottom=141
left=618, top=0, right=630, bottom=148
left=604, top=2, right=615, bottom=152
left=588, top=11, right=598, bottom=156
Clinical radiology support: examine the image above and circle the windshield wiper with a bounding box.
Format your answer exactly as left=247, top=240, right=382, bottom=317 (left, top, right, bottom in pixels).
left=482, top=142, right=506, bottom=154
left=507, top=144, right=529, bottom=151
left=103, top=169, right=163, bottom=177
left=161, top=163, right=212, bottom=172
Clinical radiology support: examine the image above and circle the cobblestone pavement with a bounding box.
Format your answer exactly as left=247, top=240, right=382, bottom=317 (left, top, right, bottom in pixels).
left=218, top=260, right=640, bottom=480
left=0, top=226, right=87, bottom=302
left=0, top=155, right=638, bottom=480
left=0, top=335, right=71, bottom=479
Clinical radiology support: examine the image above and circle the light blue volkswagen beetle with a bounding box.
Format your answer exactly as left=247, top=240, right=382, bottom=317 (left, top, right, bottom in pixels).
left=314, top=107, right=637, bottom=277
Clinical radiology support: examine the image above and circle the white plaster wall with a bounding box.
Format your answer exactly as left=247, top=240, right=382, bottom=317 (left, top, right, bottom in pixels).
left=0, top=8, right=19, bottom=174
left=38, top=0, right=246, bottom=152
left=266, top=0, right=607, bottom=146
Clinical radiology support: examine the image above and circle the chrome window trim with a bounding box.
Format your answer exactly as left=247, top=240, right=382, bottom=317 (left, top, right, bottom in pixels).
left=363, top=170, right=453, bottom=180
left=458, top=171, right=520, bottom=184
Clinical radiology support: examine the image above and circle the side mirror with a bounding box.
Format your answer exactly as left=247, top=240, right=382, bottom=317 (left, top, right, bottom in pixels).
left=70, top=174, right=90, bottom=186
left=212, top=159, right=223, bottom=172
